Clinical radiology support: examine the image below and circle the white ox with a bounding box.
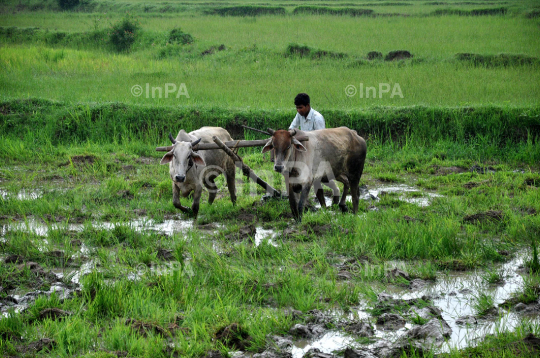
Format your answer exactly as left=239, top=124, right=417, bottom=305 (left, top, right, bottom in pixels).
left=160, top=127, right=236, bottom=218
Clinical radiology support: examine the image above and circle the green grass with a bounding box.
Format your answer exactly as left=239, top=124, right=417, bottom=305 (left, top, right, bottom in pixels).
left=1, top=2, right=540, bottom=356
left=442, top=321, right=540, bottom=357
left=1, top=12, right=539, bottom=108
left=473, top=292, right=496, bottom=317
left=1, top=121, right=539, bottom=356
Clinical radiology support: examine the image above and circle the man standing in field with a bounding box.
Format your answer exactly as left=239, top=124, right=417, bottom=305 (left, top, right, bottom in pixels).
left=274, top=93, right=339, bottom=206
left=271, top=93, right=324, bottom=163
left=289, top=93, right=325, bottom=131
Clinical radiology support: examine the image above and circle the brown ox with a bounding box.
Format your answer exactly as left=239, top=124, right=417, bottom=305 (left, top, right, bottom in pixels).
left=262, top=127, right=366, bottom=221
left=160, top=127, right=236, bottom=219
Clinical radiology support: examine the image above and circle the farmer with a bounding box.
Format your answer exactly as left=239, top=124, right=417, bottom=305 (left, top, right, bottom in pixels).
left=271, top=93, right=324, bottom=163
left=289, top=93, right=325, bottom=131
left=270, top=93, right=337, bottom=204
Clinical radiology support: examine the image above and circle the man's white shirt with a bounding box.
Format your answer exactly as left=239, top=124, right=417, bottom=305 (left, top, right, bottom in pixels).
left=289, top=108, right=325, bottom=131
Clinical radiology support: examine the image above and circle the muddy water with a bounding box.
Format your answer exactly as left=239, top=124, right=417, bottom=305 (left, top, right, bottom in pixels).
left=1, top=217, right=275, bottom=250
left=290, top=253, right=538, bottom=357
left=0, top=218, right=196, bottom=237
left=293, top=331, right=357, bottom=354
left=314, top=184, right=442, bottom=209
left=394, top=254, right=531, bottom=352
left=254, top=227, right=278, bottom=247
left=367, top=184, right=443, bottom=207
left=2, top=199, right=536, bottom=355
left=0, top=189, right=42, bottom=200
left=1, top=219, right=277, bottom=315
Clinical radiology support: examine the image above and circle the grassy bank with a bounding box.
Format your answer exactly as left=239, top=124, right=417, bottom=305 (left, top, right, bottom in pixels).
left=1, top=0, right=538, bottom=17
left=1, top=99, right=539, bottom=148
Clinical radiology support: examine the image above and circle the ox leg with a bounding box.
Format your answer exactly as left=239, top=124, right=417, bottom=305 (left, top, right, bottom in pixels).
left=288, top=183, right=300, bottom=221
left=207, top=176, right=218, bottom=205
left=314, top=179, right=326, bottom=209
left=226, top=163, right=237, bottom=205
left=297, top=182, right=313, bottom=222
left=339, top=180, right=350, bottom=213
left=325, top=180, right=341, bottom=206
left=173, top=183, right=191, bottom=214
left=191, top=186, right=203, bottom=219
left=350, top=178, right=361, bottom=214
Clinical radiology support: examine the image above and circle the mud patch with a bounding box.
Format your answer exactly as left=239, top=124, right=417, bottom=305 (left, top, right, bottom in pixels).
left=16, top=338, right=56, bottom=354
left=436, top=166, right=467, bottom=175
left=457, top=52, right=540, bottom=67
left=385, top=50, right=412, bottom=61
left=293, top=6, right=374, bottom=17
left=201, top=44, right=226, bottom=56
left=31, top=307, right=71, bottom=322
left=463, top=210, right=504, bottom=224
left=225, top=224, right=256, bottom=240
left=463, top=180, right=489, bottom=189
left=376, top=313, right=406, bottom=330
left=215, top=323, right=252, bottom=350
left=285, top=43, right=347, bottom=60
left=69, top=155, right=96, bottom=165
left=433, top=7, right=508, bottom=16
left=126, top=318, right=170, bottom=337
left=470, top=164, right=497, bottom=174
left=237, top=209, right=257, bottom=223
left=157, top=248, right=175, bottom=261
left=367, top=51, right=383, bottom=60
left=206, top=6, right=286, bottom=16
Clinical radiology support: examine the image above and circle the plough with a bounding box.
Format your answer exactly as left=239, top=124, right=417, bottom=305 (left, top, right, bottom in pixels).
left=156, top=126, right=308, bottom=198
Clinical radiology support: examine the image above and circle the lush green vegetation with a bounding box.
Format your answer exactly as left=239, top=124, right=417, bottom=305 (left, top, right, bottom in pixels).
left=1, top=1, right=540, bottom=357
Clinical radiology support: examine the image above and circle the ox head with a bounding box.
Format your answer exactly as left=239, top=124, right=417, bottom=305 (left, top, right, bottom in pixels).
left=262, top=128, right=306, bottom=173
left=160, top=132, right=205, bottom=183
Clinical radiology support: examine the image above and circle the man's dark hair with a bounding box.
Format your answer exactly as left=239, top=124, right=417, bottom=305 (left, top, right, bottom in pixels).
left=294, top=93, right=310, bottom=106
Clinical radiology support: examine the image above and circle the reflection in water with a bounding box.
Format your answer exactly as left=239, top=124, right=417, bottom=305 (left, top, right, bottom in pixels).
left=314, top=184, right=443, bottom=209
left=290, top=253, right=538, bottom=357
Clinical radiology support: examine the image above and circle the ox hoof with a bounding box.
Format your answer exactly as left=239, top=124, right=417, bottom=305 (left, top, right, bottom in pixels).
left=339, top=204, right=349, bottom=213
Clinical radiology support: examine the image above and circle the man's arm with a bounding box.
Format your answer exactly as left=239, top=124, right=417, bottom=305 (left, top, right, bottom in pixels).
left=289, top=113, right=300, bottom=129
left=314, top=113, right=325, bottom=130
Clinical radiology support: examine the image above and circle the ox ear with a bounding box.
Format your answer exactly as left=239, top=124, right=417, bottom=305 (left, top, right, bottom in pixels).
left=261, top=140, right=273, bottom=154
left=160, top=151, right=174, bottom=165
left=292, top=138, right=307, bottom=152
left=177, top=130, right=193, bottom=142
left=191, top=152, right=206, bottom=166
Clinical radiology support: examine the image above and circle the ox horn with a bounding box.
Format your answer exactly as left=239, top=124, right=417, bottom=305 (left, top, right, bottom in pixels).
left=288, top=129, right=297, bottom=136
left=191, top=138, right=202, bottom=147
left=168, top=133, right=177, bottom=144
left=267, top=128, right=275, bottom=135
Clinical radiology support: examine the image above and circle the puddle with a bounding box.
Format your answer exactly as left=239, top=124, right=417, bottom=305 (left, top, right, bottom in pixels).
left=392, top=254, right=534, bottom=352
left=51, top=260, right=96, bottom=285
left=366, top=184, right=442, bottom=207
left=314, top=184, right=443, bottom=209
left=0, top=217, right=213, bottom=238
left=288, top=253, right=538, bottom=357
left=254, top=227, right=278, bottom=247
left=292, top=331, right=357, bottom=356
left=1, top=279, right=77, bottom=317
left=0, top=188, right=42, bottom=200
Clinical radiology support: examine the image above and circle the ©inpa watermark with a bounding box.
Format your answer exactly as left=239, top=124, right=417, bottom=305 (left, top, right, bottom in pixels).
left=345, top=83, right=403, bottom=99
left=131, top=83, right=190, bottom=99
left=134, top=262, right=194, bottom=278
